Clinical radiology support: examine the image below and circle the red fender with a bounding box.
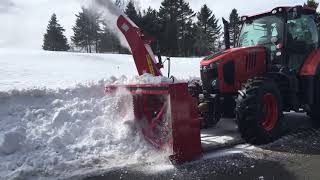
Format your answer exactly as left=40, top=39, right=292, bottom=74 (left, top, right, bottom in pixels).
left=300, top=49, right=320, bottom=76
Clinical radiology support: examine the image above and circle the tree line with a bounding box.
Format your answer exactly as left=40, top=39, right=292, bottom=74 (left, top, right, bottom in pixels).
left=42, top=0, right=319, bottom=57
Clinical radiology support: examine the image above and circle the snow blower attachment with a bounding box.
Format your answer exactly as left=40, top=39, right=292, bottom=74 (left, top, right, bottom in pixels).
left=105, top=15, right=202, bottom=164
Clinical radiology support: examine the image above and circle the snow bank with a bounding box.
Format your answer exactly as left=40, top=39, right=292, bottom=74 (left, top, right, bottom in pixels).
left=113, top=73, right=175, bottom=85
left=0, top=128, right=26, bottom=155
left=0, top=77, right=171, bottom=180
left=0, top=49, right=200, bottom=179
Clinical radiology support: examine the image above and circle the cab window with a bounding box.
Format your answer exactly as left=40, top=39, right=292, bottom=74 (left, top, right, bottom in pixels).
left=287, top=15, right=319, bottom=71
left=238, top=16, right=284, bottom=61
left=287, top=15, right=318, bottom=49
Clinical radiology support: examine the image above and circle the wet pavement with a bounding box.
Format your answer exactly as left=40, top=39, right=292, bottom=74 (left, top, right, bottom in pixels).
left=85, top=113, right=320, bottom=180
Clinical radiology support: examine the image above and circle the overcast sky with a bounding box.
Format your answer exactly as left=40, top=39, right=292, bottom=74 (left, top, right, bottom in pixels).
left=0, top=0, right=309, bottom=49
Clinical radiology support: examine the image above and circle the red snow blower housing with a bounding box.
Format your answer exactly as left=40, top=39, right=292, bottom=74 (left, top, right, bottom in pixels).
left=105, top=15, right=202, bottom=163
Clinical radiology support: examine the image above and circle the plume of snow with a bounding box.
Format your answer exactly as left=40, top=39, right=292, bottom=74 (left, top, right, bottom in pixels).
left=84, top=0, right=130, bottom=49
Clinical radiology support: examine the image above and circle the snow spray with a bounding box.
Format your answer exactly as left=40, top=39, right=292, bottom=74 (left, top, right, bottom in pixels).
left=86, top=0, right=130, bottom=49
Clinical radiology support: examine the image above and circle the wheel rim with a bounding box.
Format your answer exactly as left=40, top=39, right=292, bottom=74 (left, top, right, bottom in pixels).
left=262, top=93, right=278, bottom=131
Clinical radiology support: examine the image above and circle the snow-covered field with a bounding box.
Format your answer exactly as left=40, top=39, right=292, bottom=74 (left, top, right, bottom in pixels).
left=0, top=48, right=200, bottom=91
left=0, top=49, right=201, bottom=179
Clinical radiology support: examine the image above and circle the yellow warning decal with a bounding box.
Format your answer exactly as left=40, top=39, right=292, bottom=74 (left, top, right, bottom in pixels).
left=146, top=54, right=155, bottom=75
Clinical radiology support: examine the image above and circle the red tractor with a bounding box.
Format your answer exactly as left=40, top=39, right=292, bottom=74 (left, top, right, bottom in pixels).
left=196, top=6, right=320, bottom=144
left=107, top=5, right=320, bottom=163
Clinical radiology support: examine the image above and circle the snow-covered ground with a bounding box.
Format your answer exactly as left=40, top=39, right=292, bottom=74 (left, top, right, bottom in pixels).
left=0, top=48, right=201, bottom=91
left=0, top=49, right=201, bottom=179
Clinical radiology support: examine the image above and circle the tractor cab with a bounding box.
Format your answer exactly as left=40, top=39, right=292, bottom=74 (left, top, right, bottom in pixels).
left=238, top=6, right=319, bottom=73
left=238, top=12, right=284, bottom=63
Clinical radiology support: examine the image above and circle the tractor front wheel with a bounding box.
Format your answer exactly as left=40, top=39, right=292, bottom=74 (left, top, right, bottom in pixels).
left=236, top=77, right=284, bottom=144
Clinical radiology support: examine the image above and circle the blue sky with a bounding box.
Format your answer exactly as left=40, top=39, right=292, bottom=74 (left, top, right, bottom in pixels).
left=0, top=0, right=310, bottom=49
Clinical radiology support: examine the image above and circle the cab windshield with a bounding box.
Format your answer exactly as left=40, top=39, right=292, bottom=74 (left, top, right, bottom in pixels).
left=238, top=15, right=284, bottom=49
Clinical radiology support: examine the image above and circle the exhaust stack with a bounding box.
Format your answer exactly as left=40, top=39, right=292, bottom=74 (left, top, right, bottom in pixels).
left=222, top=18, right=231, bottom=49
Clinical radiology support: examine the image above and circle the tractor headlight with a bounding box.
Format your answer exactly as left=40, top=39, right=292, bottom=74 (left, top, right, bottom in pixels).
left=201, top=60, right=221, bottom=92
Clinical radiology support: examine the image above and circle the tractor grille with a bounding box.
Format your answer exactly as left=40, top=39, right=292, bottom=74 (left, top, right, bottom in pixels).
left=201, top=67, right=218, bottom=94
left=245, top=53, right=257, bottom=71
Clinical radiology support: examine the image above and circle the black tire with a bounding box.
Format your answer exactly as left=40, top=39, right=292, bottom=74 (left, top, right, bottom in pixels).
left=222, top=96, right=236, bottom=118
left=201, top=110, right=221, bottom=128
left=236, top=77, right=284, bottom=144
left=309, top=105, right=320, bottom=126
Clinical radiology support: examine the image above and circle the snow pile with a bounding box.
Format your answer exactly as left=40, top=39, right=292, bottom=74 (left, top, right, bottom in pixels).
left=0, top=49, right=200, bottom=179
left=112, top=73, right=175, bottom=85
left=0, top=128, right=26, bottom=155
left=0, top=77, right=171, bottom=180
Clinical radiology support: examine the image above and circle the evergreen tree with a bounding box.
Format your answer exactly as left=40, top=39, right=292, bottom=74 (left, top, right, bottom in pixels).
left=183, top=22, right=197, bottom=56
left=177, top=0, right=195, bottom=56
left=140, top=6, right=162, bottom=54
left=42, top=14, right=70, bottom=51
left=304, top=0, right=319, bottom=10
left=229, top=9, right=240, bottom=47
left=72, top=8, right=101, bottom=53
left=125, top=0, right=141, bottom=26
left=158, top=0, right=180, bottom=56
left=195, top=4, right=221, bottom=56
left=98, top=23, right=130, bottom=53
left=141, top=7, right=160, bottom=38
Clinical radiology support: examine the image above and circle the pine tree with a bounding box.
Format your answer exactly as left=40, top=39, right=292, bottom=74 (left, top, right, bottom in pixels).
left=141, top=7, right=162, bottom=43
left=229, top=9, right=240, bottom=47
left=72, top=8, right=101, bottom=53
left=158, top=0, right=180, bottom=56
left=195, top=4, right=221, bottom=56
left=177, top=0, right=195, bottom=56
left=76, top=8, right=100, bottom=53
left=98, top=22, right=129, bottom=54
left=304, top=0, right=319, bottom=10
left=125, top=0, right=141, bottom=26
left=139, top=7, right=161, bottom=54
left=183, top=22, right=197, bottom=56
left=42, top=14, right=70, bottom=51
left=98, top=24, right=121, bottom=53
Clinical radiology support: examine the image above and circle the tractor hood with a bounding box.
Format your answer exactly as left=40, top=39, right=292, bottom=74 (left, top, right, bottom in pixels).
left=200, top=46, right=267, bottom=93
left=200, top=46, right=265, bottom=66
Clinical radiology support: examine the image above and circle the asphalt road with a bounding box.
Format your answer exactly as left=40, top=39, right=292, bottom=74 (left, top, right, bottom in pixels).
left=84, top=113, right=320, bottom=180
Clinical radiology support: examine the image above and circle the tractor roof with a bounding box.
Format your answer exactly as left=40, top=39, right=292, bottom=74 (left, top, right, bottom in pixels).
left=242, top=5, right=317, bottom=20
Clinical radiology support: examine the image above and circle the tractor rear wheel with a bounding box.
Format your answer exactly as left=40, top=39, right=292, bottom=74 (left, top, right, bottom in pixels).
left=309, top=105, right=320, bottom=126
left=236, top=77, right=284, bottom=144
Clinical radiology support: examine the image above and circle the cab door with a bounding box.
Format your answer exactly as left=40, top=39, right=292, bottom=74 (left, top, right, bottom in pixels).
left=286, top=14, right=319, bottom=72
